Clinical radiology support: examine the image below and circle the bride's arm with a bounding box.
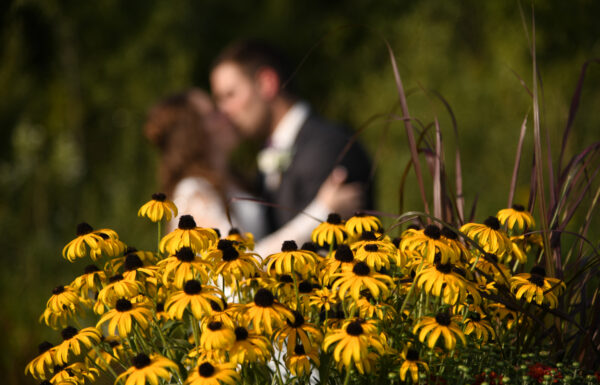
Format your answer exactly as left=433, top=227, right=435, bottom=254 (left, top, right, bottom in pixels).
left=253, top=167, right=363, bottom=256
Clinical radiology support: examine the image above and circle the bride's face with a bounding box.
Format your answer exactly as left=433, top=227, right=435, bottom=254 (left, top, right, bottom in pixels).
left=189, top=90, right=239, bottom=155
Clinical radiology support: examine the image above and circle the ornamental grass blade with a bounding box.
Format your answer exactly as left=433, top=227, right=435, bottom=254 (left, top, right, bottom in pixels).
left=508, top=114, right=529, bottom=208
left=433, top=118, right=443, bottom=220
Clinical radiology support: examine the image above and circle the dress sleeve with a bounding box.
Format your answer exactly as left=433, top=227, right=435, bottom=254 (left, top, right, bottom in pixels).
left=253, top=199, right=329, bottom=257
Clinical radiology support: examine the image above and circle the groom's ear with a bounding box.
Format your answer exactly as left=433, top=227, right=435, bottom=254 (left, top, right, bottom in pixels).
left=255, top=67, right=281, bottom=100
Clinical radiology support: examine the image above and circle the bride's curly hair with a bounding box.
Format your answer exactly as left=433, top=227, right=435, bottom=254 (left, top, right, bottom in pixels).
left=144, top=89, right=223, bottom=198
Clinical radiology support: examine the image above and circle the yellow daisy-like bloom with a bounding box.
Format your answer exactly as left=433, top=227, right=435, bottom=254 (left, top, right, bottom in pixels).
left=24, top=341, right=56, bottom=380
left=202, top=299, right=240, bottom=329
left=88, top=336, right=126, bottom=371
left=353, top=242, right=396, bottom=271
left=209, top=240, right=261, bottom=285
left=71, top=264, right=107, bottom=296
left=138, top=192, right=178, bottom=222
left=159, top=215, right=218, bottom=255
left=225, top=228, right=255, bottom=251
left=90, top=229, right=127, bottom=261
left=309, top=287, right=338, bottom=313
left=323, top=319, right=385, bottom=374
left=158, top=247, right=211, bottom=289
left=229, top=326, right=271, bottom=364
left=62, top=222, right=106, bottom=262
left=312, top=213, right=347, bottom=247
left=45, top=285, right=81, bottom=314
left=497, top=204, right=535, bottom=232
left=274, top=310, right=323, bottom=353
left=345, top=212, right=382, bottom=238
left=119, top=252, right=159, bottom=282
left=107, top=247, right=157, bottom=274
left=440, top=226, right=470, bottom=262
left=51, top=361, right=99, bottom=384
left=96, top=298, right=153, bottom=337
left=331, top=262, right=394, bottom=301
left=116, top=353, right=179, bottom=385
left=464, top=311, right=495, bottom=343
left=415, top=261, right=467, bottom=305
left=471, top=252, right=511, bottom=285
left=96, top=274, right=141, bottom=309
left=185, top=361, right=239, bottom=385
left=398, top=348, right=429, bottom=383
left=165, top=279, right=223, bottom=320
left=348, top=295, right=396, bottom=321
left=286, top=343, right=320, bottom=377
left=201, top=321, right=236, bottom=350
left=510, top=266, right=565, bottom=309
left=54, top=326, right=102, bottom=365
left=460, top=216, right=512, bottom=260
left=244, top=288, right=294, bottom=335
left=413, top=312, right=466, bottom=350
left=400, top=225, right=458, bottom=264
left=488, top=303, right=518, bottom=329
left=321, top=244, right=357, bottom=285
left=263, top=240, right=318, bottom=279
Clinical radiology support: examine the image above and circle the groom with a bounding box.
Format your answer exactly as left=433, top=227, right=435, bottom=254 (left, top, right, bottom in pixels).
left=210, top=39, right=373, bottom=233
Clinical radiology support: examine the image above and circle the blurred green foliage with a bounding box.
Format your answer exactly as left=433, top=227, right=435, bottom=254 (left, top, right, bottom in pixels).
left=2, top=1, right=599, bottom=384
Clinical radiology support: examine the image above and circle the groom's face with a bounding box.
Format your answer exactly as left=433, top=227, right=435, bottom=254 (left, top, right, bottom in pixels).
left=211, top=62, right=270, bottom=139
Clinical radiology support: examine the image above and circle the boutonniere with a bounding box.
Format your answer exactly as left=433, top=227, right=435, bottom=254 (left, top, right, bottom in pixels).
left=257, top=147, right=293, bottom=175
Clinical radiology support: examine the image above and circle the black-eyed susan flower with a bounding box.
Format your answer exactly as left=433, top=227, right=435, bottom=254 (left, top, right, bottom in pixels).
left=89, top=336, right=126, bottom=371
left=274, top=310, right=323, bottom=354
left=312, top=213, right=347, bottom=247
left=471, top=252, right=511, bottom=285
left=464, top=311, right=495, bottom=343
left=200, top=321, right=236, bottom=350
left=243, top=288, right=294, bottom=335
left=24, top=342, right=56, bottom=380
left=413, top=312, right=466, bottom=350
left=331, top=261, right=394, bottom=301
left=138, top=192, right=178, bottom=222
left=159, top=215, right=218, bottom=255
left=116, top=353, right=179, bottom=385
left=54, top=326, right=102, bottom=365
left=286, top=343, right=320, bottom=377
left=90, top=230, right=127, bottom=261
left=353, top=242, right=395, bottom=271
left=263, top=240, right=318, bottom=279
left=510, top=266, right=565, bottom=309
left=202, top=299, right=240, bottom=329
left=96, top=274, right=141, bottom=310
left=460, top=216, right=512, bottom=260
left=321, top=245, right=356, bottom=285
left=185, top=361, right=239, bottom=385
left=440, top=226, right=470, bottom=262
left=322, top=319, right=385, bottom=374
left=308, top=287, right=338, bottom=313
left=71, top=265, right=107, bottom=297
left=158, top=247, right=211, bottom=289
left=45, top=285, right=81, bottom=315
left=96, top=298, right=153, bottom=336
left=62, top=222, right=106, bottom=262
left=229, top=326, right=271, bottom=364
left=50, top=362, right=99, bottom=384
left=398, top=348, right=429, bottom=383
left=400, top=225, right=458, bottom=264
left=415, top=261, right=467, bottom=305
left=497, top=204, right=535, bottom=232
left=345, top=212, right=382, bottom=238
left=348, top=295, right=396, bottom=321
left=119, top=252, right=158, bottom=283
left=210, top=240, right=261, bottom=285
left=165, top=279, right=223, bottom=320
left=225, top=228, right=255, bottom=251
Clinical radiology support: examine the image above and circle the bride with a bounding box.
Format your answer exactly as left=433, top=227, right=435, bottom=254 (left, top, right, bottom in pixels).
left=144, top=89, right=361, bottom=256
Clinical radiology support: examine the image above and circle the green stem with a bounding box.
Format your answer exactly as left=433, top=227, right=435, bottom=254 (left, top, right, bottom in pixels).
left=190, top=313, right=201, bottom=348
left=343, top=365, right=352, bottom=385
left=157, top=220, right=162, bottom=253
left=90, top=344, right=119, bottom=379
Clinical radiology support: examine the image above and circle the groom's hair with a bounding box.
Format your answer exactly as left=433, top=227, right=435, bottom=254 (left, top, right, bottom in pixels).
left=212, top=38, right=295, bottom=94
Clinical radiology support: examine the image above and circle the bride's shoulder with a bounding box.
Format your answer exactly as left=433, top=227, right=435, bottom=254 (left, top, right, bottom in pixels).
left=173, top=176, right=217, bottom=198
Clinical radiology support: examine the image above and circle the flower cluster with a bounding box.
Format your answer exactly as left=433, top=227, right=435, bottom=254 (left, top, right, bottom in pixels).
left=26, top=196, right=574, bottom=385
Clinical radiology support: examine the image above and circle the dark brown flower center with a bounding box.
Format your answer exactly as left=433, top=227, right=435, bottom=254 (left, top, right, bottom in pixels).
left=530, top=265, right=546, bottom=277
left=124, top=254, right=143, bottom=271
left=334, top=245, right=354, bottom=262
left=512, top=204, right=525, bottom=211
left=353, top=262, right=371, bottom=276
left=528, top=274, right=545, bottom=287
left=38, top=341, right=53, bottom=354
left=207, top=321, right=223, bottom=331
left=156, top=302, right=164, bottom=312
left=281, top=240, right=298, bottom=252
left=176, top=247, right=195, bottom=262
left=109, top=274, right=124, bottom=283
left=152, top=193, right=166, bottom=201
left=484, top=216, right=501, bottom=230
left=228, top=228, right=240, bottom=235
left=441, top=227, right=458, bottom=240
left=183, top=280, right=202, bottom=295
left=132, top=353, right=151, bottom=369
left=254, top=288, right=275, bottom=307
left=407, top=349, right=419, bottom=361
left=326, top=213, right=342, bottom=224
left=484, top=253, right=498, bottom=264
left=361, top=231, right=377, bottom=241
left=221, top=246, right=240, bottom=262
left=116, top=299, right=133, bottom=312
left=178, top=215, right=197, bottom=230
left=61, top=326, right=78, bottom=340
left=84, top=264, right=100, bottom=274
left=470, top=312, right=482, bottom=322
left=364, top=244, right=379, bottom=252
left=76, top=222, right=93, bottom=236
left=198, top=362, right=215, bottom=377
left=279, top=275, right=294, bottom=283
left=217, top=239, right=234, bottom=250
left=234, top=327, right=249, bottom=341
left=298, top=281, right=313, bottom=293
left=52, top=286, right=65, bottom=295
left=435, top=312, right=451, bottom=326
left=287, top=311, right=305, bottom=328
left=424, top=225, right=441, bottom=240
left=435, top=263, right=453, bottom=274
left=294, top=344, right=306, bottom=355
left=346, top=321, right=364, bottom=336
left=301, top=242, right=317, bottom=252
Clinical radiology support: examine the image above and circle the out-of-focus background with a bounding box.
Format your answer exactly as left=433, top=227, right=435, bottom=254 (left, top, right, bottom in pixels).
left=2, top=1, right=599, bottom=383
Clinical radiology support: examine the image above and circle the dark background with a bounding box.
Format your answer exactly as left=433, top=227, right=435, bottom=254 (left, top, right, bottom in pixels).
left=2, top=1, right=600, bottom=383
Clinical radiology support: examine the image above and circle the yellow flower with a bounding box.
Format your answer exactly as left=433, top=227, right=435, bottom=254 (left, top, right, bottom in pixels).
left=460, top=217, right=512, bottom=260
left=209, top=240, right=261, bottom=285
left=45, top=285, right=81, bottom=314
left=323, top=319, right=385, bottom=374
left=510, top=266, right=565, bottom=309
left=229, top=326, right=271, bottom=364
left=312, top=213, right=347, bottom=247
left=263, top=240, right=318, bottom=279
left=413, top=312, right=466, bottom=350
left=96, top=274, right=141, bottom=310
left=400, top=225, right=458, bottom=264
left=62, top=222, right=106, bottom=262
left=243, top=288, right=294, bottom=335
left=96, top=298, right=153, bottom=336
left=464, top=312, right=495, bottom=343
left=398, top=348, right=429, bottom=383
left=165, top=279, right=223, bottom=320
left=157, top=247, right=211, bottom=289
left=309, top=287, right=338, bottom=313
left=200, top=321, right=236, bottom=350
left=353, top=241, right=396, bottom=271
left=497, top=204, right=535, bottom=232
left=348, top=296, right=396, bottom=321
left=274, top=310, right=323, bottom=354
left=138, top=192, right=178, bottom=222
left=415, top=261, right=467, bottom=305
left=345, top=212, right=382, bottom=238
left=90, top=229, right=127, bottom=260
left=159, top=215, right=218, bottom=255
left=185, top=361, right=239, bottom=385
left=54, top=326, right=102, bottom=365
left=24, top=341, right=56, bottom=380
left=50, top=362, right=99, bottom=384
left=331, top=262, right=394, bottom=301
left=225, top=228, right=255, bottom=251
left=286, top=343, right=320, bottom=377
left=116, top=353, right=179, bottom=385
left=71, top=264, right=107, bottom=296
left=471, top=252, right=511, bottom=285
left=321, top=245, right=357, bottom=285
